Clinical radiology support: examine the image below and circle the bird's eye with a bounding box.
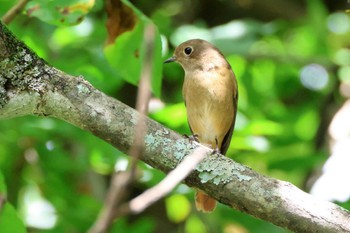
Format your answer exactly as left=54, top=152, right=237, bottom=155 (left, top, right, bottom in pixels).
left=184, top=47, right=193, bottom=55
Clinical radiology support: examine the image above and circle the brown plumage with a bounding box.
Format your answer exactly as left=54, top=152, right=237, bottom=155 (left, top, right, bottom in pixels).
left=165, top=39, right=238, bottom=213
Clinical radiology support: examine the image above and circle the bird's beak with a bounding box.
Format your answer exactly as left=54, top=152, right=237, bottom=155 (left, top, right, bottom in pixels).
left=164, top=56, right=176, bottom=64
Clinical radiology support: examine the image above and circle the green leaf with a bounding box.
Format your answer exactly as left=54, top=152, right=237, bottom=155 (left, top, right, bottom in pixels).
left=25, top=0, right=94, bottom=26
left=0, top=203, right=26, bottom=233
left=165, top=194, right=190, bottom=223
left=150, top=103, right=187, bottom=128
left=89, top=149, right=116, bottom=175
left=111, top=217, right=155, bottom=233
left=104, top=0, right=163, bottom=97
left=293, top=109, right=319, bottom=140
left=185, top=216, right=206, bottom=233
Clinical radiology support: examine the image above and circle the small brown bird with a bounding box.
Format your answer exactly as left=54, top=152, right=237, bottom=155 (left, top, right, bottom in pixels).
left=165, top=39, right=238, bottom=212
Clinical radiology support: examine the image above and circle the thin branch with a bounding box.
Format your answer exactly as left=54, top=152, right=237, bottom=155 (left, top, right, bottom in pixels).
left=86, top=172, right=130, bottom=233
left=87, top=24, right=156, bottom=233
left=1, top=0, right=29, bottom=25
left=0, top=194, right=6, bottom=211
left=128, top=23, right=155, bottom=177
left=128, top=147, right=208, bottom=214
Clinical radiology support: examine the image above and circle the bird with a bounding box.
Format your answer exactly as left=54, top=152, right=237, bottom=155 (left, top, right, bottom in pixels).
left=164, top=39, right=238, bottom=212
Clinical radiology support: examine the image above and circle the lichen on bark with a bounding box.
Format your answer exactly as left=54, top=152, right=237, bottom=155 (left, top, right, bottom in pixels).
left=0, top=22, right=48, bottom=108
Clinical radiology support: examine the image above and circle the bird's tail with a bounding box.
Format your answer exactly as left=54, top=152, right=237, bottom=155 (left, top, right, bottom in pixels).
left=195, top=191, right=216, bottom=213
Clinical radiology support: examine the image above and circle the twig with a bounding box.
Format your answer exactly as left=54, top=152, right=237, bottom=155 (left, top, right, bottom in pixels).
left=128, top=147, right=208, bottom=214
left=87, top=24, right=156, bottom=233
left=86, top=172, right=130, bottom=233
left=128, top=23, right=155, bottom=179
left=1, top=0, right=29, bottom=25
left=0, top=194, right=6, bottom=211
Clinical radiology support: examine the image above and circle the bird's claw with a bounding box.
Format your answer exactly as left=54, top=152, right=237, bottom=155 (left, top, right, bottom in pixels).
left=183, top=134, right=199, bottom=143
left=211, top=148, right=221, bottom=155
left=211, top=137, right=221, bottom=155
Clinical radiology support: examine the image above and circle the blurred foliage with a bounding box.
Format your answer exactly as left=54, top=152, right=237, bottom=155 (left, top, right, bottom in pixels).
left=104, top=0, right=163, bottom=97
left=25, top=0, right=95, bottom=26
left=0, top=0, right=350, bottom=232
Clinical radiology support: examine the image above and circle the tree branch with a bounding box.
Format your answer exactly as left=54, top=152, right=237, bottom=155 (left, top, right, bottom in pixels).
left=1, top=22, right=350, bottom=233
left=127, top=147, right=208, bottom=214
left=88, top=23, right=156, bottom=233
left=1, top=0, right=29, bottom=25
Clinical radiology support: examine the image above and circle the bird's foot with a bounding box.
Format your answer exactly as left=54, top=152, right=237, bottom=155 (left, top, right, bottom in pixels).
left=211, top=137, right=221, bottom=155
left=212, top=148, right=221, bottom=155
left=183, top=134, right=199, bottom=143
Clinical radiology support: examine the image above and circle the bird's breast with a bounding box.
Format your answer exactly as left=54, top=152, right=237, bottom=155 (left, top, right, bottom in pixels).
left=183, top=70, right=235, bottom=148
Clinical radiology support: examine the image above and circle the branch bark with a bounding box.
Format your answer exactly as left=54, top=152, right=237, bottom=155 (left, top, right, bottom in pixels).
left=1, top=22, right=350, bottom=233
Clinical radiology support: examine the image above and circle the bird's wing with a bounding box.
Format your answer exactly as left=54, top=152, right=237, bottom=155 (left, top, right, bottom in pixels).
left=184, top=101, right=195, bottom=135
left=220, top=74, right=238, bottom=155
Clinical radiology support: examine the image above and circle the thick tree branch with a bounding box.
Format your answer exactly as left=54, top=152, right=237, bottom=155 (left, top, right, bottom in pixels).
left=1, top=22, right=350, bottom=233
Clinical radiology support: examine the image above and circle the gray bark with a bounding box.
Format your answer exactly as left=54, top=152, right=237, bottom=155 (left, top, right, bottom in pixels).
left=1, top=22, right=350, bottom=233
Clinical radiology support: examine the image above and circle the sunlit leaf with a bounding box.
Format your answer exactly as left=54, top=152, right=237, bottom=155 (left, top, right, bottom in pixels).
left=104, top=0, right=163, bottom=96
left=0, top=203, right=26, bottom=233
left=25, top=0, right=95, bottom=26
left=185, top=215, right=206, bottom=233
left=165, top=194, right=190, bottom=223
left=89, top=150, right=116, bottom=175
left=150, top=103, right=187, bottom=128
left=294, top=110, right=319, bottom=140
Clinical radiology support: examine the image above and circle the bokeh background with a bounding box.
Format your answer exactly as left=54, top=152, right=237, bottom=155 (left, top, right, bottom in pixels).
left=1, top=0, right=350, bottom=232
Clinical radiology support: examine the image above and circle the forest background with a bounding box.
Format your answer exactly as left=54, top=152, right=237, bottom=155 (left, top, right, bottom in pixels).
left=1, top=0, right=350, bottom=232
